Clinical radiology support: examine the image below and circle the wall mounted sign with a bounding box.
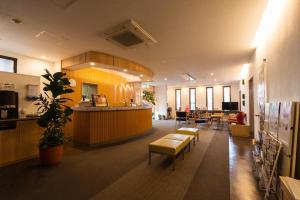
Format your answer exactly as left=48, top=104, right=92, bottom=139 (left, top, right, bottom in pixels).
left=26, top=84, right=39, bottom=100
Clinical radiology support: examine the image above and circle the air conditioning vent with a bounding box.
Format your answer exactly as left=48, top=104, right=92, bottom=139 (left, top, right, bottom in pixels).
left=111, top=31, right=144, bottom=47
left=104, top=20, right=157, bottom=48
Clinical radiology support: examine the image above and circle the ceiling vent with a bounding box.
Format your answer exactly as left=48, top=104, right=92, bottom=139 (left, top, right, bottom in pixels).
left=104, top=20, right=157, bottom=48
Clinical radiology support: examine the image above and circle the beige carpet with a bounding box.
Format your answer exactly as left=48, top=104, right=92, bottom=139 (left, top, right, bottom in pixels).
left=0, top=120, right=230, bottom=200
left=90, top=130, right=214, bottom=200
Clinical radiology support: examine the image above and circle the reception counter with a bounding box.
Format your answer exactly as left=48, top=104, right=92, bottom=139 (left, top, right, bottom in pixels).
left=72, top=106, right=152, bottom=146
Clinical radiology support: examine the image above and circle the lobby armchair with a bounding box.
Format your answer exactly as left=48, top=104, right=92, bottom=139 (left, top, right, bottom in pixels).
left=176, top=111, right=188, bottom=126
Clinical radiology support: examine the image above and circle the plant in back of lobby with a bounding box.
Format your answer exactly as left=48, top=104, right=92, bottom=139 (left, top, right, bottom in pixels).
left=35, top=69, right=74, bottom=165
left=142, top=90, right=155, bottom=105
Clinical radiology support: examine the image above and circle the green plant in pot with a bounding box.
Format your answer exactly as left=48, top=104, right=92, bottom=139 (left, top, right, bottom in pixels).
left=142, top=90, right=155, bottom=105
left=35, top=69, right=74, bottom=165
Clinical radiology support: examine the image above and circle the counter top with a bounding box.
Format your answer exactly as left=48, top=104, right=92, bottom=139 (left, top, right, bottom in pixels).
left=0, top=116, right=40, bottom=122
left=72, top=106, right=152, bottom=112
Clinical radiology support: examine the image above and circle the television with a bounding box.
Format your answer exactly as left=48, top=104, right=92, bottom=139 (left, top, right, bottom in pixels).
left=222, top=102, right=239, bottom=111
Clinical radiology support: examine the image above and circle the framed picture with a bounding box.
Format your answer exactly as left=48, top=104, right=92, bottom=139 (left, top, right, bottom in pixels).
left=269, top=102, right=280, bottom=137
left=278, top=101, right=295, bottom=154
left=257, top=63, right=266, bottom=131
left=264, top=103, right=270, bottom=131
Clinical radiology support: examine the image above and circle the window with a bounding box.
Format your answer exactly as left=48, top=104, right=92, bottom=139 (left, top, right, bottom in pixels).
left=82, top=83, right=98, bottom=101
left=206, top=87, right=213, bottom=110
left=0, top=55, right=17, bottom=73
left=223, top=86, right=231, bottom=102
left=189, top=88, right=196, bottom=110
left=175, top=89, right=181, bottom=111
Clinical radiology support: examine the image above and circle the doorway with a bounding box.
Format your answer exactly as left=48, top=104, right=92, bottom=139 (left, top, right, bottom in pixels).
left=249, top=77, right=255, bottom=138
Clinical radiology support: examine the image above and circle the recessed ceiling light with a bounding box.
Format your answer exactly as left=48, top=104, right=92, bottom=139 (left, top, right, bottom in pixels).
left=164, top=78, right=167, bottom=81
left=123, top=69, right=128, bottom=72
left=147, top=80, right=150, bottom=82
left=140, top=74, right=143, bottom=77
left=210, top=73, right=214, bottom=76
left=214, top=79, right=217, bottom=82
left=40, top=56, right=46, bottom=59
left=90, top=62, right=95, bottom=66
left=11, top=18, right=23, bottom=24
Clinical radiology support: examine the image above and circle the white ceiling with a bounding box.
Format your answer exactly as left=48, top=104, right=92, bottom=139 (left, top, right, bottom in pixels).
left=0, top=0, right=267, bottom=85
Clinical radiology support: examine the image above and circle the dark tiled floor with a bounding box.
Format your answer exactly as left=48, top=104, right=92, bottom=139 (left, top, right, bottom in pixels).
left=229, top=136, right=264, bottom=200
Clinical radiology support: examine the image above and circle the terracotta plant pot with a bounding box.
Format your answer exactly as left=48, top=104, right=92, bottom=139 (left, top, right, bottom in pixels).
left=39, top=145, right=63, bottom=165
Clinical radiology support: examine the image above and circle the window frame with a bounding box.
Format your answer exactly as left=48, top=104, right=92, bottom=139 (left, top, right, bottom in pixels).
left=175, top=89, right=181, bottom=111
left=206, top=87, right=214, bottom=111
left=223, top=86, right=231, bottom=102
left=0, top=55, right=17, bottom=73
left=189, top=88, right=196, bottom=111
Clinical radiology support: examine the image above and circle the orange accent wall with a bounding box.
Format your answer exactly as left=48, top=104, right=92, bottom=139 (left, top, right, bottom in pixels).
left=63, top=68, right=135, bottom=107
left=62, top=67, right=136, bottom=136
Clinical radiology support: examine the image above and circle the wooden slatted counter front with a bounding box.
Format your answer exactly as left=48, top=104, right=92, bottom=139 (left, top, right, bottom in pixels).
left=72, top=106, right=152, bottom=146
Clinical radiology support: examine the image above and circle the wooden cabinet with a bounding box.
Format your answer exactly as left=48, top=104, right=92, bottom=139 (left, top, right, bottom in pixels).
left=0, top=120, right=43, bottom=167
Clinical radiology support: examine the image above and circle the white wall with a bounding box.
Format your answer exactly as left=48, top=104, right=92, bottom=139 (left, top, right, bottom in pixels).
left=241, top=0, right=300, bottom=133
left=0, top=49, right=58, bottom=76
left=167, top=83, right=240, bottom=117
left=154, top=85, right=168, bottom=117
left=240, top=0, right=300, bottom=176
left=0, top=49, right=60, bottom=114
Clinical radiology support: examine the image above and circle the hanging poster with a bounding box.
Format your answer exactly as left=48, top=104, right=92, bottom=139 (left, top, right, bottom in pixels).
left=264, top=102, right=270, bottom=132
left=257, top=63, right=266, bottom=131
left=278, top=101, right=294, bottom=153
left=269, top=102, right=280, bottom=137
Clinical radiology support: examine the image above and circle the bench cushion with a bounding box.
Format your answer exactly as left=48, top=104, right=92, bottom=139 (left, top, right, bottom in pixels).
left=162, top=133, right=191, bottom=142
left=149, top=138, right=188, bottom=155
left=176, top=127, right=199, bottom=137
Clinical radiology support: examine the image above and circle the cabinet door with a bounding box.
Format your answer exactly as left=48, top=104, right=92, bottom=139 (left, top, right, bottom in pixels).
left=0, top=120, right=42, bottom=167
left=0, top=129, right=18, bottom=166
left=17, top=121, right=41, bottom=160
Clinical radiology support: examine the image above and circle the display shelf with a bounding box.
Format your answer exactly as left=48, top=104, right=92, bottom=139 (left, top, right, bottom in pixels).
left=252, top=131, right=282, bottom=199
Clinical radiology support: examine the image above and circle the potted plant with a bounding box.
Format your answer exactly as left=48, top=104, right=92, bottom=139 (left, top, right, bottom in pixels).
left=35, top=69, right=74, bottom=165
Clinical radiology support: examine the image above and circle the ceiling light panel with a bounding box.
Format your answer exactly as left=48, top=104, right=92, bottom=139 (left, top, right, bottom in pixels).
left=50, top=0, right=79, bottom=9
left=35, top=30, right=69, bottom=46
left=180, top=73, right=195, bottom=81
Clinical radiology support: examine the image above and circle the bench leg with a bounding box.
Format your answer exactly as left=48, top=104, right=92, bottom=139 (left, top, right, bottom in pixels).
left=173, top=156, right=176, bottom=170
left=193, top=138, right=196, bottom=146
left=188, top=142, right=191, bottom=152
left=148, top=151, right=151, bottom=165
left=182, top=150, right=184, bottom=160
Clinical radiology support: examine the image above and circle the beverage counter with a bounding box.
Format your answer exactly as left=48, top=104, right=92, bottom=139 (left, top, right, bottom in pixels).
left=72, top=106, right=152, bottom=146
left=0, top=117, right=42, bottom=167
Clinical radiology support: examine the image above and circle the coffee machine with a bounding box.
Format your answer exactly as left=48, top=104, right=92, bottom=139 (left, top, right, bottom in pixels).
left=0, top=90, right=18, bottom=130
